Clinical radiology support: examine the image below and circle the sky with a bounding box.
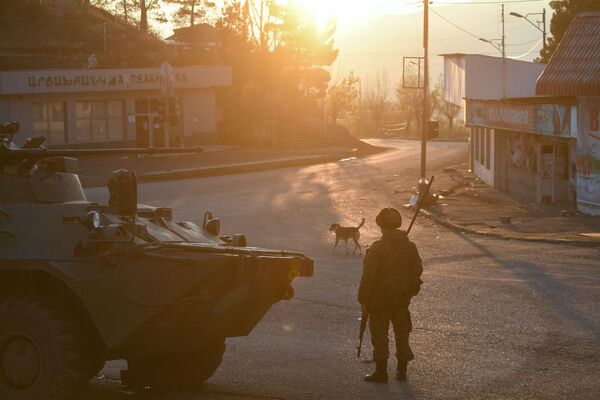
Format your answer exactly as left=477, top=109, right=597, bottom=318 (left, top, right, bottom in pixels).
left=159, top=0, right=553, bottom=91
left=330, top=0, right=553, bottom=90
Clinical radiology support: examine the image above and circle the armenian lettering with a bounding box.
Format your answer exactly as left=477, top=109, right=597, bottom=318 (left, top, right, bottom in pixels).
left=26, top=72, right=188, bottom=89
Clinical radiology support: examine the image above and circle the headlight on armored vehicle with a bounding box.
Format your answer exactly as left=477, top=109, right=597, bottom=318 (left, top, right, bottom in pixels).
left=81, top=211, right=102, bottom=231
left=202, top=211, right=221, bottom=236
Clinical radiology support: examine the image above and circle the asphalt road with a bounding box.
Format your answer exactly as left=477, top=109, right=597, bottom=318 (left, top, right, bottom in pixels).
left=84, top=139, right=600, bottom=400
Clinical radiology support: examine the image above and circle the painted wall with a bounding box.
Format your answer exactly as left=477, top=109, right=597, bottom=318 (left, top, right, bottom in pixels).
left=577, top=97, right=600, bottom=215
left=499, top=131, right=538, bottom=202
left=466, top=100, right=572, bottom=137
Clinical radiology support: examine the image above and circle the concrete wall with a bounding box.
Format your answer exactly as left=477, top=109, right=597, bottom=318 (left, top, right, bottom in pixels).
left=443, top=54, right=546, bottom=106
left=444, top=56, right=466, bottom=106
left=182, top=89, right=217, bottom=144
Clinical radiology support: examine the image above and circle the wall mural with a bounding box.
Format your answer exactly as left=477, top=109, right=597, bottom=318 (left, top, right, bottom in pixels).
left=578, top=102, right=600, bottom=209
left=508, top=132, right=536, bottom=172
left=467, top=100, right=572, bottom=138
left=535, top=104, right=570, bottom=137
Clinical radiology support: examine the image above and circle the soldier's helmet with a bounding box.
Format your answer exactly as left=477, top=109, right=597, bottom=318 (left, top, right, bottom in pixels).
left=376, top=207, right=403, bottom=229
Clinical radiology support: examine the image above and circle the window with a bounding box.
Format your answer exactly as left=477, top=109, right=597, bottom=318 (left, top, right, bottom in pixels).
left=479, top=129, right=485, bottom=167
left=33, top=102, right=66, bottom=145
left=474, top=128, right=480, bottom=162
left=485, top=129, right=491, bottom=169
left=75, top=100, right=124, bottom=143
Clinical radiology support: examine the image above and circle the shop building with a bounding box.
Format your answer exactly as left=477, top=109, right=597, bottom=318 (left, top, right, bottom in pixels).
left=443, top=53, right=579, bottom=206
left=0, top=65, right=232, bottom=147
left=536, top=12, right=600, bottom=216
left=466, top=98, right=577, bottom=204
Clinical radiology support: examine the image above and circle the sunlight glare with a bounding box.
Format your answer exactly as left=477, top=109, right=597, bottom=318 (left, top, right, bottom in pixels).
left=299, top=0, right=372, bottom=27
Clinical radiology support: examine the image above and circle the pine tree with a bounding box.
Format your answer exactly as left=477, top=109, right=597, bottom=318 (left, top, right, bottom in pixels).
left=165, top=0, right=216, bottom=27
left=539, top=0, right=600, bottom=62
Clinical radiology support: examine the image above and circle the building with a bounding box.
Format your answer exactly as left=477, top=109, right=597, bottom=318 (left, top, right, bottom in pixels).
left=443, top=54, right=578, bottom=206
left=0, top=65, right=232, bottom=147
left=443, top=53, right=546, bottom=105
left=166, top=24, right=221, bottom=51
left=536, top=12, right=600, bottom=216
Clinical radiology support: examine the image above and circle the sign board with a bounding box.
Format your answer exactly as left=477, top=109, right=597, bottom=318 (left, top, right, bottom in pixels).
left=0, top=66, right=232, bottom=95
left=466, top=100, right=572, bottom=138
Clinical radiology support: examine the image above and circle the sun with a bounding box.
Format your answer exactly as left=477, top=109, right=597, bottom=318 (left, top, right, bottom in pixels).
left=299, top=0, right=367, bottom=28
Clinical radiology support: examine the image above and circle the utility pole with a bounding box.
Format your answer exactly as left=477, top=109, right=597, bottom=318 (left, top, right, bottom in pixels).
left=509, top=9, right=547, bottom=50
left=501, top=4, right=506, bottom=99
left=358, top=77, right=362, bottom=137
left=542, top=8, right=547, bottom=50
left=420, top=0, right=429, bottom=181
left=501, top=4, right=506, bottom=59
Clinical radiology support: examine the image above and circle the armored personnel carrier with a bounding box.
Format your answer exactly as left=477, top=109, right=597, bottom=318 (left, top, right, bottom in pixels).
left=0, top=122, right=313, bottom=399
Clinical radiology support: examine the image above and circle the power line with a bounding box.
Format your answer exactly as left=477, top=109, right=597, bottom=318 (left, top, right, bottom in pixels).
left=433, top=0, right=545, bottom=4
left=506, top=37, right=541, bottom=46
left=429, top=8, right=482, bottom=40
left=507, top=38, right=543, bottom=59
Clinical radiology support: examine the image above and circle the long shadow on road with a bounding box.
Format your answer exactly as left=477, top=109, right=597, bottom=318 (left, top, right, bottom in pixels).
left=439, top=231, right=599, bottom=399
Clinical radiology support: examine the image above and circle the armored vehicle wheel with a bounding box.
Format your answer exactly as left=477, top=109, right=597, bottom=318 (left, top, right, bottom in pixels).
left=124, top=340, right=226, bottom=391
left=83, top=355, right=105, bottom=381
left=0, top=296, right=86, bottom=400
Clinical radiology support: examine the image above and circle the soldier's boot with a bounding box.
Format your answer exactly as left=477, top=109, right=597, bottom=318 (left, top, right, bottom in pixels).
left=395, top=360, right=408, bottom=381
left=364, top=360, right=388, bottom=383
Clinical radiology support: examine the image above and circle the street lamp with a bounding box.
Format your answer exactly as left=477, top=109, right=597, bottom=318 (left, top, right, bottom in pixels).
left=509, top=10, right=547, bottom=50
left=479, top=38, right=503, bottom=55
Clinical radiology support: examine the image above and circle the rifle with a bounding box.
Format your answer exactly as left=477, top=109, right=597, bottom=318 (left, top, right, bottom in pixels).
left=407, top=176, right=435, bottom=234
left=356, top=175, right=435, bottom=359
left=357, top=312, right=368, bottom=358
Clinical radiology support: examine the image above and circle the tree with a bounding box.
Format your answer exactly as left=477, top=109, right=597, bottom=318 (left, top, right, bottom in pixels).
left=165, top=0, right=216, bottom=27
left=214, top=0, right=338, bottom=146
left=215, top=0, right=251, bottom=44
left=270, top=1, right=338, bottom=84
left=431, top=75, right=461, bottom=132
left=97, top=0, right=165, bottom=31
left=365, top=70, right=389, bottom=129
left=538, top=0, right=600, bottom=62
left=395, top=71, right=423, bottom=133
left=327, top=71, right=360, bottom=125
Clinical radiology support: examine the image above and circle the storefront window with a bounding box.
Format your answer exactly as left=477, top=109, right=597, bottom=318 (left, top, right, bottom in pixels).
left=75, top=100, right=124, bottom=143
left=33, top=102, right=66, bottom=145
left=485, top=129, right=491, bottom=169
left=474, top=128, right=480, bottom=162
left=480, top=129, right=486, bottom=167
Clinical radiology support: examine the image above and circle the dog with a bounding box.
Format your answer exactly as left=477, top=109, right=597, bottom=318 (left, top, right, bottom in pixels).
left=329, top=218, right=365, bottom=255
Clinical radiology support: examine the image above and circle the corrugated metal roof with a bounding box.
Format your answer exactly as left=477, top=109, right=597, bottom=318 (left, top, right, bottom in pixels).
left=536, top=12, right=600, bottom=96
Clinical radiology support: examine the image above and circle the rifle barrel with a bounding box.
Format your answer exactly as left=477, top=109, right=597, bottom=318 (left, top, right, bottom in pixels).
left=357, top=312, right=368, bottom=358
left=406, top=175, right=435, bottom=235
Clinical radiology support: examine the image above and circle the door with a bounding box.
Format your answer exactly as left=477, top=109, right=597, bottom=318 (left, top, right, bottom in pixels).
left=135, top=115, right=150, bottom=147
left=537, top=144, right=555, bottom=204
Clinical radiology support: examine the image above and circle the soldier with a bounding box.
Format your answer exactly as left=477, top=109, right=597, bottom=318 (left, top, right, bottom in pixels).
left=358, top=207, right=423, bottom=382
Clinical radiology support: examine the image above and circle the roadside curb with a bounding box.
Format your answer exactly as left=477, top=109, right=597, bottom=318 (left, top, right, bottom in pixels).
left=421, top=209, right=600, bottom=248
left=84, top=147, right=384, bottom=188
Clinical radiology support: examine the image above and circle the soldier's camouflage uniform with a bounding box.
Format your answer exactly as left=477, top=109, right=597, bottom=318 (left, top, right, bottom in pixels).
left=358, top=229, right=423, bottom=365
